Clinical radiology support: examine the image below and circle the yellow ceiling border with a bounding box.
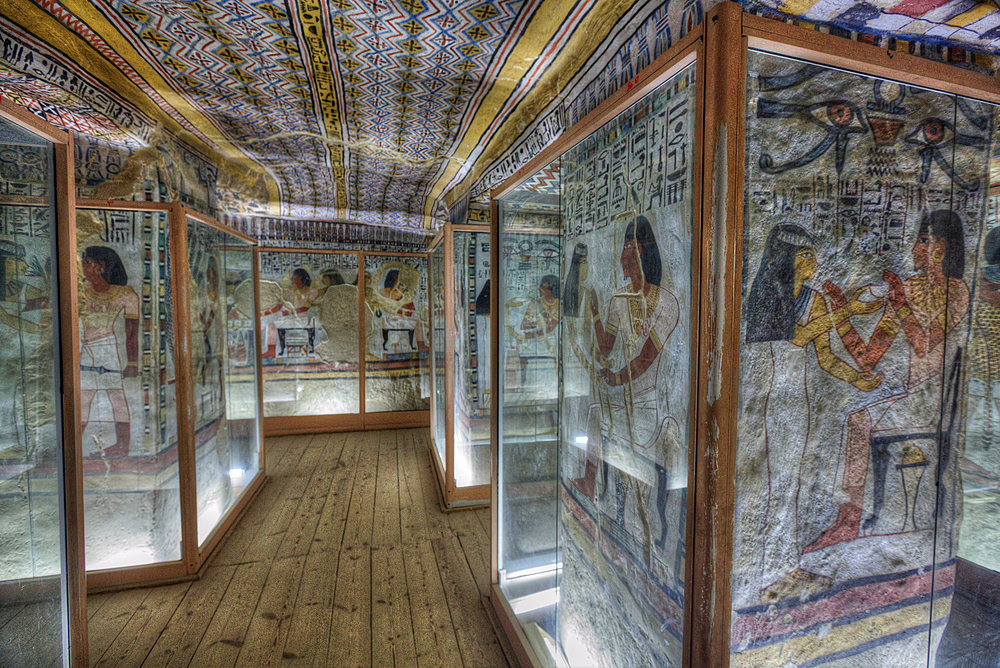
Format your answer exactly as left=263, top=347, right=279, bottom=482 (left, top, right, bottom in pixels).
left=294, top=0, right=348, bottom=215
left=6, top=0, right=280, bottom=206
left=423, top=0, right=635, bottom=222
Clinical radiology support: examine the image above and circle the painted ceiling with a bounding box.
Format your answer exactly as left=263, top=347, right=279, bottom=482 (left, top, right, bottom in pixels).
left=0, top=0, right=999, bottom=230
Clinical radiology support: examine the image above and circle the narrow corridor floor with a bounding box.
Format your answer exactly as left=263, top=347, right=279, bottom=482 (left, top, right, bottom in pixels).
left=86, top=429, right=509, bottom=668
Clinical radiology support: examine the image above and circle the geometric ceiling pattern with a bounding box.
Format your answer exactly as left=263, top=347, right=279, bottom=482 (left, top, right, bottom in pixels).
left=1, top=0, right=1000, bottom=230
left=752, top=0, right=1000, bottom=51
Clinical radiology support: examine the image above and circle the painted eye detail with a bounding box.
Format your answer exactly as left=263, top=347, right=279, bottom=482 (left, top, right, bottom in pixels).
left=907, top=118, right=954, bottom=147
left=757, top=98, right=866, bottom=175
left=803, top=100, right=866, bottom=133
left=827, top=103, right=854, bottom=126
left=904, top=118, right=984, bottom=190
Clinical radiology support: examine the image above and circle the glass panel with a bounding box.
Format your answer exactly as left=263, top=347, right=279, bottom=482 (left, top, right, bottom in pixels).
left=557, top=61, right=696, bottom=667
left=258, top=251, right=360, bottom=417
left=78, top=207, right=181, bottom=570
left=0, top=116, right=67, bottom=664
left=935, top=104, right=1000, bottom=668
left=733, top=50, right=995, bottom=667
left=497, top=62, right=697, bottom=668
left=363, top=254, right=430, bottom=413
left=454, top=231, right=491, bottom=488
left=188, top=220, right=261, bottom=546
left=431, top=246, right=447, bottom=468
left=497, top=158, right=563, bottom=662
left=419, top=254, right=432, bottom=418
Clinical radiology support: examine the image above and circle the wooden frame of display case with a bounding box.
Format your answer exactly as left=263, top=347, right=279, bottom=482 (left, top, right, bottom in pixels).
left=75, top=200, right=266, bottom=592
left=489, top=4, right=1000, bottom=667
left=427, top=221, right=491, bottom=509
left=261, top=248, right=432, bottom=436
left=489, top=19, right=705, bottom=667
left=692, top=7, right=1000, bottom=667
left=0, top=97, right=89, bottom=667
left=181, top=209, right=266, bottom=571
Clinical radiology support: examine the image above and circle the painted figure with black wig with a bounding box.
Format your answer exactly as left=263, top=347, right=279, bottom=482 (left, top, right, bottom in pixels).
left=807, top=210, right=970, bottom=554
left=79, top=245, right=139, bottom=457
left=586, top=215, right=681, bottom=570
left=745, top=223, right=885, bottom=603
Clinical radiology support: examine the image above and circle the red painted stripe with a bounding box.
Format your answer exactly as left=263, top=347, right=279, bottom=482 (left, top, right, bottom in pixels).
left=732, top=566, right=955, bottom=643
left=886, top=0, right=955, bottom=17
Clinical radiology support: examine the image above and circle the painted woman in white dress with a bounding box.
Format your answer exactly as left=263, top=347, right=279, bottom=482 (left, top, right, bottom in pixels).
left=743, top=223, right=882, bottom=602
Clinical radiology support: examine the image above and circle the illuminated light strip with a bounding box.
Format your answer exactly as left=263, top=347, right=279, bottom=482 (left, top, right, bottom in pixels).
left=509, top=587, right=560, bottom=615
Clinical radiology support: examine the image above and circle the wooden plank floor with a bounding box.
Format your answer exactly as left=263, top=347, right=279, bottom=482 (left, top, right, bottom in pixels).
left=87, top=429, right=509, bottom=668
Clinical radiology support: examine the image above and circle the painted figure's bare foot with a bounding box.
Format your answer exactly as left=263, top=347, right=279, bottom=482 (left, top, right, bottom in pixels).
left=759, top=568, right=832, bottom=604
left=803, top=503, right=861, bottom=554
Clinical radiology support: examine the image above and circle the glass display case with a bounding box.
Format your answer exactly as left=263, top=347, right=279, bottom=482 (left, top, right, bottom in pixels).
left=76, top=201, right=264, bottom=591
left=490, top=6, right=1000, bottom=668
left=494, top=52, right=697, bottom=665
left=363, top=252, right=430, bottom=416
left=185, top=214, right=262, bottom=549
left=76, top=205, right=182, bottom=572
left=428, top=223, right=492, bottom=508
left=731, top=46, right=1000, bottom=668
left=0, top=99, right=86, bottom=666
left=431, top=243, right=447, bottom=473
left=257, top=248, right=432, bottom=435
left=258, top=250, right=362, bottom=429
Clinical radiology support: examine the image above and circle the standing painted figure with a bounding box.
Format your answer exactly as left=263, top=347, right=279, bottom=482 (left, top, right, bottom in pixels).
left=587, top=216, right=681, bottom=570
left=79, top=246, right=139, bottom=457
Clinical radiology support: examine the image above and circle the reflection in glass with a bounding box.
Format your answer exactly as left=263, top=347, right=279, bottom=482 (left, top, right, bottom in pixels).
left=431, top=246, right=446, bottom=469
left=557, top=62, right=695, bottom=668
left=188, top=220, right=261, bottom=546
left=937, top=190, right=1000, bottom=667
left=364, top=254, right=430, bottom=412
left=497, top=61, right=697, bottom=668
left=0, top=116, right=67, bottom=663
left=259, top=251, right=360, bottom=417
left=497, top=161, right=563, bottom=663
left=77, top=208, right=182, bottom=571
left=454, top=231, right=491, bottom=487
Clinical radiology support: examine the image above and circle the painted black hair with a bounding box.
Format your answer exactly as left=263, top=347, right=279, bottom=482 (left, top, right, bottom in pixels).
left=563, top=242, right=587, bottom=317
left=475, top=280, right=490, bottom=316
left=540, top=274, right=560, bottom=300
left=322, top=268, right=345, bottom=286
left=293, top=267, right=312, bottom=287
left=384, top=269, right=400, bottom=290
left=623, top=216, right=662, bottom=287
left=984, top=226, right=1000, bottom=267
left=83, top=246, right=129, bottom=286
left=744, top=223, right=814, bottom=343
left=918, top=209, right=965, bottom=279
